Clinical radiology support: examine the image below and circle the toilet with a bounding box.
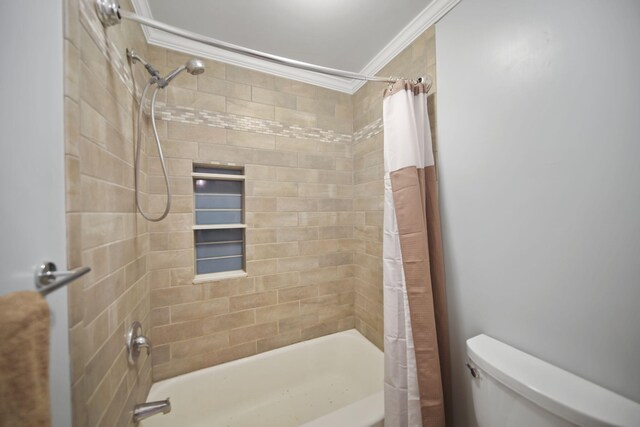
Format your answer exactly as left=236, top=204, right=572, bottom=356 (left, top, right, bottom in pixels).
left=466, top=335, right=640, bottom=427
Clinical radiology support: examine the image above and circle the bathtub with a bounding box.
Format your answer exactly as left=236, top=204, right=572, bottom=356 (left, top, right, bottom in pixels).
left=142, top=329, right=384, bottom=427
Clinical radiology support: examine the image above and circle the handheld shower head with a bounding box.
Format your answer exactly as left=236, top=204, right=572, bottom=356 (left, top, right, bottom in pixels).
left=161, top=58, right=205, bottom=87
left=129, top=52, right=205, bottom=222
left=185, top=59, right=205, bottom=75
left=125, top=47, right=205, bottom=87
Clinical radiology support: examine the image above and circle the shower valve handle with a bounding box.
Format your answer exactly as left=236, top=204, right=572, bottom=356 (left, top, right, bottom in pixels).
left=126, top=321, right=151, bottom=364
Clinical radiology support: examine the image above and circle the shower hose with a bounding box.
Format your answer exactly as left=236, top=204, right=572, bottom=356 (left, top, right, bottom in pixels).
left=134, top=80, right=171, bottom=222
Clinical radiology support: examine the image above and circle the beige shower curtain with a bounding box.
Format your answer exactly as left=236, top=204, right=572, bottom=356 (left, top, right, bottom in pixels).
left=383, top=80, right=451, bottom=427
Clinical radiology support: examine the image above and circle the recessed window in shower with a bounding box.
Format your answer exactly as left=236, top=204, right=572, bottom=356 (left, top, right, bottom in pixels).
left=192, top=165, right=246, bottom=281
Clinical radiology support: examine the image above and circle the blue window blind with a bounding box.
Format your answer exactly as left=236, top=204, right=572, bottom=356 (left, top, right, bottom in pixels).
left=193, top=166, right=245, bottom=276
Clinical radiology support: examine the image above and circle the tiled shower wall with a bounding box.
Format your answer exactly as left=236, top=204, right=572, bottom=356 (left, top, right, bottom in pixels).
left=64, top=0, right=152, bottom=425
left=145, top=47, right=359, bottom=380
left=65, top=0, right=438, bottom=418
left=352, top=27, right=438, bottom=348
left=146, top=25, right=437, bottom=376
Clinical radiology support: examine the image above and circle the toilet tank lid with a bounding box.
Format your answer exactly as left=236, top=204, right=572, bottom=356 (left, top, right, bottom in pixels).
left=466, top=334, right=640, bottom=427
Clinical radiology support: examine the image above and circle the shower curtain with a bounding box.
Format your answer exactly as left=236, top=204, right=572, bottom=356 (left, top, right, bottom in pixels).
left=382, top=80, right=450, bottom=427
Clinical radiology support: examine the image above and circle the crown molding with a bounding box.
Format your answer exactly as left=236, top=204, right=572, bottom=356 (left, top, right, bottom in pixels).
left=130, top=0, right=460, bottom=94
left=350, top=0, right=461, bottom=93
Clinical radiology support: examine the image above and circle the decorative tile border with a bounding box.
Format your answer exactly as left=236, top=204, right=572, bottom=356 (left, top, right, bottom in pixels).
left=155, top=103, right=352, bottom=144
left=353, top=118, right=384, bottom=142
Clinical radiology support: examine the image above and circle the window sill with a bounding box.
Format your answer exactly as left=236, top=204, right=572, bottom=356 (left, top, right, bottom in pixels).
left=193, top=224, right=247, bottom=230
left=193, top=270, right=248, bottom=284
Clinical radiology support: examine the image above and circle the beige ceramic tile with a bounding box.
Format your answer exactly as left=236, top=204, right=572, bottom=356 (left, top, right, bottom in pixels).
left=275, top=107, right=316, bottom=127
left=249, top=242, right=299, bottom=260
left=151, top=285, right=202, bottom=308
left=171, top=332, right=230, bottom=360
left=227, top=98, right=274, bottom=120
left=246, top=228, right=278, bottom=245
left=198, top=75, right=251, bottom=100
left=167, top=86, right=225, bottom=112
left=226, top=130, right=275, bottom=150
left=225, top=65, right=275, bottom=89
left=229, top=322, right=278, bottom=346
left=275, top=136, right=318, bottom=152
left=229, top=291, right=278, bottom=311
left=297, top=153, right=335, bottom=170
left=246, top=212, right=298, bottom=228
left=202, top=310, right=256, bottom=335
left=276, top=227, right=319, bottom=242
left=170, top=298, right=230, bottom=323
left=254, top=272, right=299, bottom=291
left=167, top=122, right=226, bottom=144
left=256, top=331, right=302, bottom=353
left=252, top=87, right=296, bottom=109
left=278, top=285, right=319, bottom=303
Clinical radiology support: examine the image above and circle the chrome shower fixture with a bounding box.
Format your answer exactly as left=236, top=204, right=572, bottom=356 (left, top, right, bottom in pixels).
left=127, top=49, right=204, bottom=88
left=96, top=0, right=121, bottom=27
left=128, top=48, right=205, bottom=222
left=162, top=58, right=205, bottom=88
left=127, top=48, right=160, bottom=79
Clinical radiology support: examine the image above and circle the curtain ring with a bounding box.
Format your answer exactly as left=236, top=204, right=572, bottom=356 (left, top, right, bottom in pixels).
left=387, top=77, right=400, bottom=93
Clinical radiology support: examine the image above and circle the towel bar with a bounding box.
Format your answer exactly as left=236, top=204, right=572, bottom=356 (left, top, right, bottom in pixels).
left=35, top=261, right=91, bottom=296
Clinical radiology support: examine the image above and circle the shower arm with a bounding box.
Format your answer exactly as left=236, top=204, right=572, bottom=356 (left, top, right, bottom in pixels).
left=95, top=0, right=430, bottom=86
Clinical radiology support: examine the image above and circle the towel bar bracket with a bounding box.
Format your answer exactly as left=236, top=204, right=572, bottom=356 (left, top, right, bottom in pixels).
left=35, top=261, right=91, bottom=296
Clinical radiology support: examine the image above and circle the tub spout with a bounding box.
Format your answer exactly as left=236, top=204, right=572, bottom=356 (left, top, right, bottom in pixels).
left=133, top=398, right=171, bottom=423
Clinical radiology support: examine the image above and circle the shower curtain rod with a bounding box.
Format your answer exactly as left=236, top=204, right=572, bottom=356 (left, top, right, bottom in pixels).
left=96, top=0, right=426, bottom=85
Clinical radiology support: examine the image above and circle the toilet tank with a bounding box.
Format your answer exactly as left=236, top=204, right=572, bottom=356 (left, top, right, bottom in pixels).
left=466, top=335, right=640, bottom=427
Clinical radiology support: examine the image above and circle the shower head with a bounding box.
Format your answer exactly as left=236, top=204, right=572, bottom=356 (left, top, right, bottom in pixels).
left=185, top=59, right=205, bottom=75
left=161, top=58, right=205, bottom=87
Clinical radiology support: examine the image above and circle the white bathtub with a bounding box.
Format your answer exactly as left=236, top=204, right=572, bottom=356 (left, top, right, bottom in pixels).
left=142, top=329, right=384, bottom=427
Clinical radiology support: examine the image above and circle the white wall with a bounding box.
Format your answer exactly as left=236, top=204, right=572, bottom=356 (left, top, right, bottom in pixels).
left=0, top=2, right=71, bottom=426
left=436, top=1, right=640, bottom=425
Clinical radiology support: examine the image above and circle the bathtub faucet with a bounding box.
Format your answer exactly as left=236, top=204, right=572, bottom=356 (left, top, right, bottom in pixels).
left=133, top=398, right=171, bottom=422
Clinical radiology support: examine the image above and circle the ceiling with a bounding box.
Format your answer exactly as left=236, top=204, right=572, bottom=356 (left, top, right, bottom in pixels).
left=134, top=0, right=459, bottom=92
